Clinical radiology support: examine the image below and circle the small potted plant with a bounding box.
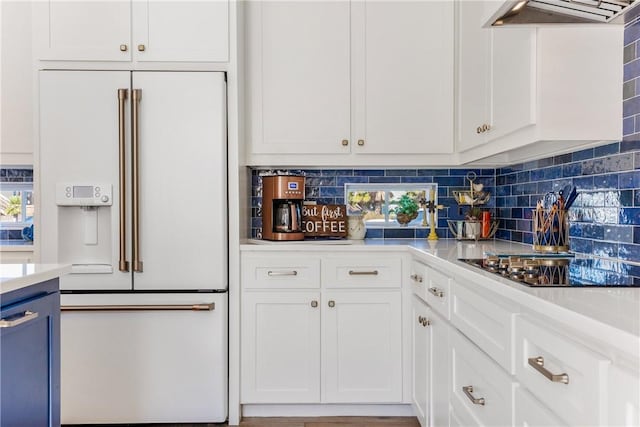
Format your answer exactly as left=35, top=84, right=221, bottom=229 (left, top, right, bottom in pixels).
left=392, top=194, right=419, bottom=227
left=464, top=206, right=482, bottom=238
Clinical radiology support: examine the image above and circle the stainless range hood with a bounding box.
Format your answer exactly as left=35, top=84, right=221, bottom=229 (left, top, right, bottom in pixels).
left=490, top=0, right=640, bottom=26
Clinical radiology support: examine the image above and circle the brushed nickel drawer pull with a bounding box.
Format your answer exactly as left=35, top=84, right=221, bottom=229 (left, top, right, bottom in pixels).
left=462, top=386, right=485, bottom=405
left=429, top=287, right=444, bottom=298
left=348, top=270, right=379, bottom=276
left=410, top=273, right=423, bottom=283
left=328, top=300, right=335, bottom=308
left=267, top=270, right=298, bottom=277
left=421, top=317, right=430, bottom=327
left=61, top=303, right=215, bottom=312
left=418, top=315, right=423, bottom=324
left=311, top=300, right=318, bottom=308
left=0, top=310, right=39, bottom=328
left=528, top=357, right=569, bottom=384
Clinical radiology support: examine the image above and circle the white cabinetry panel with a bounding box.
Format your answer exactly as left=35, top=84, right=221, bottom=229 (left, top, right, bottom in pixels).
left=322, top=290, right=402, bottom=403
left=515, top=315, right=610, bottom=427
left=35, top=1, right=132, bottom=61
left=132, top=1, right=228, bottom=62
left=411, top=295, right=430, bottom=427
left=352, top=0, right=454, bottom=154
left=241, top=291, right=321, bottom=403
left=247, top=1, right=351, bottom=155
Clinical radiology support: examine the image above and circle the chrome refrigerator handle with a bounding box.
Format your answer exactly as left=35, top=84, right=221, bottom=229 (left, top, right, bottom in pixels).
left=132, top=89, right=143, bottom=273
left=117, top=89, right=130, bottom=272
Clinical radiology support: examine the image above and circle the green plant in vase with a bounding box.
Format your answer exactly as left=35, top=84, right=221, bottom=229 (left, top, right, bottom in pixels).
left=392, top=194, right=419, bottom=226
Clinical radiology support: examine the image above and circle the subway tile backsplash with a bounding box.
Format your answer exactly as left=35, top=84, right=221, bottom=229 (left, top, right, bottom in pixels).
left=250, top=168, right=496, bottom=240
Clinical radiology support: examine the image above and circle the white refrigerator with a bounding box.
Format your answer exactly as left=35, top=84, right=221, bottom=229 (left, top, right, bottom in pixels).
left=39, top=71, right=228, bottom=424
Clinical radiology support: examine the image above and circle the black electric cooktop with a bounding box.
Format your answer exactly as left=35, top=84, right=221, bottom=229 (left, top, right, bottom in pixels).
left=460, top=255, right=640, bottom=287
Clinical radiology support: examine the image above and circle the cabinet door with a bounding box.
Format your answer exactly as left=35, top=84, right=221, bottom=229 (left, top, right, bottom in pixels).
left=456, top=0, right=490, bottom=151
left=430, top=310, right=450, bottom=427
left=322, top=290, right=402, bottom=403
left=131, top=72, right=227, bottom=291
left=241, top=291, right=321, bottom=403
left=246, top=1, right=351, bottom=155
left=353, top=1, right=453, bottom=154
left=132, top=1, right=228, bottom=62
left=1, top=291, right=60, bottom=427
left=488, top=27, right=536, bottom=142
left=412, top=296, right=430, bottom=427
left=34, top=0, right=131, bottom=61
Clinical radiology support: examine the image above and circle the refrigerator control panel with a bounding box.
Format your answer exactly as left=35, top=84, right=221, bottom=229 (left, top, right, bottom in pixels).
left=56, top=183, right=113, bottom=206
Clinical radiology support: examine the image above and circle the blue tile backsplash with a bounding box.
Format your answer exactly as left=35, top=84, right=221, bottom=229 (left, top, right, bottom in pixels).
left=250, top=168, right=495, bottom=240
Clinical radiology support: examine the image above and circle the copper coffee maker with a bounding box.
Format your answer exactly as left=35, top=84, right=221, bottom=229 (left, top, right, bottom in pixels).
left=262, top=175, right=305, bottom=241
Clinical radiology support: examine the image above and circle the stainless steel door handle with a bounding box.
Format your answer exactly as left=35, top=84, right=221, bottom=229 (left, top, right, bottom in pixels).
left=429, top=287, right=444, bottom=298
left=132, top=89, right=143, bottom=273
left=0, top=311, right=39, bottom=328
left=410, top=273, right=423, bottom=283
left=348, top=270, right=379, bottom=276
left=267, top=270, right=298, bottom=277
left=117, top=88, right=130, bottom=272
left=528, top=357, right=569, bottom=384
left=61, top=303, right=215, bottom=312
left=462, top=386, right=485, bottom=405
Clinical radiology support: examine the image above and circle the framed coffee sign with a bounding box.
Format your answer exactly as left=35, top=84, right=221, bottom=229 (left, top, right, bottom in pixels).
left=302, top=204, right=347, bottom=238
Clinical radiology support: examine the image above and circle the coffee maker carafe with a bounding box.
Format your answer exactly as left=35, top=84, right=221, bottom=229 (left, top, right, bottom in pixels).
left=262, top=175, right=305, bottom=241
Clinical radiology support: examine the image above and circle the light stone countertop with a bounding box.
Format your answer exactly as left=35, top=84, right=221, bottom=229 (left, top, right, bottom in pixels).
left=241, top=238, right=640, bottom=358
left=0, top=263, right=71, bottom=296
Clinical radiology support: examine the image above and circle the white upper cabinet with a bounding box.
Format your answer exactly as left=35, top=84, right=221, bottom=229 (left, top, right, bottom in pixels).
left=35, top=1, right=132, bottom=62
left=34, top=1, right=228, bottom=63
left=456, top=0, right=622, bottom=164
left=351, top=1, right=454, bottom=155
left=246, top=1, right=351, bottom=155
left=246, top=0, right=454, bottom=161
left=457, top=0, right=535, bottom=152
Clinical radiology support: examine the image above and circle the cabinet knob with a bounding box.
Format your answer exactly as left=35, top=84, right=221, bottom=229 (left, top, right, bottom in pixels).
left=418, top=315, right=423, bottom=324
left=138, top=44, right=146, bottom=52
left=482, top=124, right=491, bottom=132
left=476, top=126, right=482, bottom=134
left=328, top=300, right=335, bottom=308
left=341, top=139, right=349, bottom=146
left=357, top=139, right=365, bottom=146
left=311, top=300, right=318, bottom=308
left=120, top=44, right=128, bottom=52
left=422, top=317, right=430, bottom=327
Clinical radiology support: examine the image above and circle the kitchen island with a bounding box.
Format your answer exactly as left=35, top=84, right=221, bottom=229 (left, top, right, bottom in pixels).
left=0, top=263, right=70, bottom=427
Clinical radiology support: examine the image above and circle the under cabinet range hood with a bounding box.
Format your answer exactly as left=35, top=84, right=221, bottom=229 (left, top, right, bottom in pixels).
left=490, top=0, right=639, bottom=26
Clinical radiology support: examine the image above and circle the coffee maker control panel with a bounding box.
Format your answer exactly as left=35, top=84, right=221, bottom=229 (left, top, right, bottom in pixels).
left=284, top=181, right=303, bottom=197
left=56, top=183, right=113, bottom=206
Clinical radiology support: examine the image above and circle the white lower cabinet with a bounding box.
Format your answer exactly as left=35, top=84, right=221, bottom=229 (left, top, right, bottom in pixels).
left=514, top=387, right=567, bottom=427
left=241, top=291, right=321, bottom=403
left=430, top=309, right=450, bottom=427
left=412, top=296, right=430, bottom=427
left=322, top=290, right=403, bottom=403
left=241, top=252, right=404, bottom=406
left=515, top=315, right=610, bottom=426
left=451, top=328, right=516, bottom=427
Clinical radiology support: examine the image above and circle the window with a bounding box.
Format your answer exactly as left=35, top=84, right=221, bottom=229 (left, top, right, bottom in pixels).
left=0, top=183, right=34, bottom=229
left=345, top=183, right=437, bottom=228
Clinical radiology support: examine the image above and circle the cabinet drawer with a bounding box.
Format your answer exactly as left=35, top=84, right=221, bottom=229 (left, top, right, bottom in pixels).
left=424, top=266, right=451, bottom=320
left=515, top=315, right=609, bottom=426
left=451, top=328, right=515, bottom=427
left=515, top=387, right=567, bottom=427
left=409, top=260, right=429, bottom=301
left=451, top=280, right=516, bottom=373
left=242, top=254, right=321, bottom=289
left=322, top=255, right=401, bottom=288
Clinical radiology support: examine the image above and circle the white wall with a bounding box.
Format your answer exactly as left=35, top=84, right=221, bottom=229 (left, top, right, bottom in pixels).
left=0, top=0, right=33, bottom=165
